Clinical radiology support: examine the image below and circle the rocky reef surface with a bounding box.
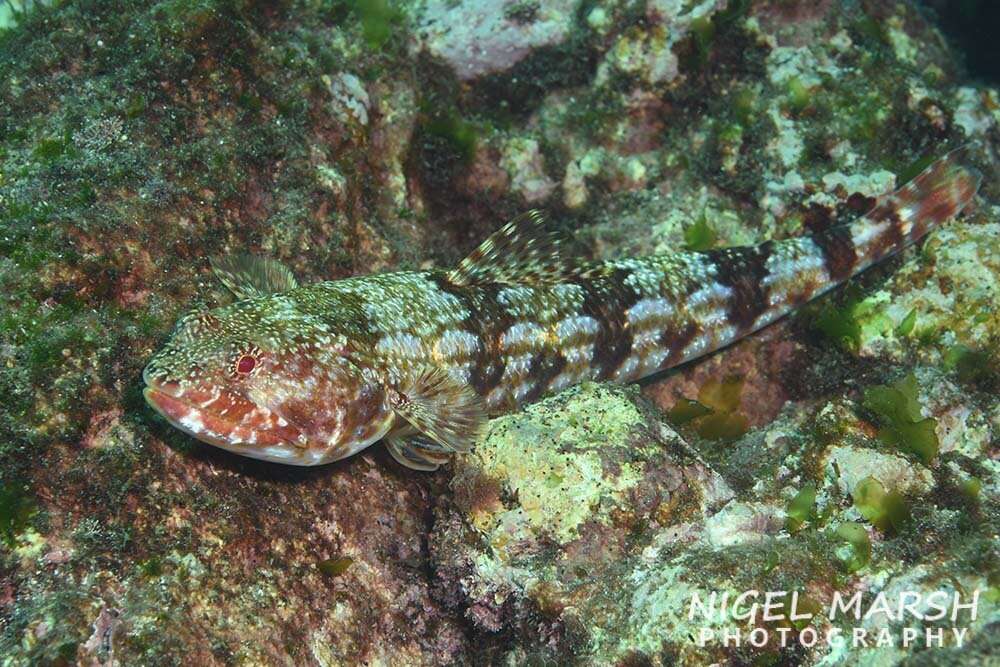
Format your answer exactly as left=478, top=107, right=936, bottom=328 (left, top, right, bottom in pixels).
left=1, top=1, right=998, bottom=665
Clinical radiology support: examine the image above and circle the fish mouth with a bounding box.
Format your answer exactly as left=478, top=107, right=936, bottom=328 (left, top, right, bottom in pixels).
left=142, top=378, right=322, bottom=465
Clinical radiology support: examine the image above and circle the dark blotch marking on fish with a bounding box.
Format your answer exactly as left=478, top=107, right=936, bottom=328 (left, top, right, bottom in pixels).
left=802, top=202, right=836, bottom=233
left=812, top=225, right=858, bottom=281
left=430, top=275, right=512, bottom=396
left=864, top=199, right=907, bottom=259
left=575, top=268, right=640, bottom=380
left=846, top=193, right=877, bottom=215
left=523, top=351, right=568, bottom=403
left=707, top=244, right=773, bottom=332
left=659, top=321, right=699, bottom=367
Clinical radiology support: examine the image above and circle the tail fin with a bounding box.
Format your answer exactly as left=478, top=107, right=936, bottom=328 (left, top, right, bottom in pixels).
left=740, top=146, right=982, bottom=337
left=836, top=144, right=983, bottom=279
left=539, top=146, right=983, bottom=384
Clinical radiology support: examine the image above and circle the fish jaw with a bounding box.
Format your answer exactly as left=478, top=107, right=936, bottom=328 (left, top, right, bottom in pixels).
left=142, top=382, right=332, bottom=465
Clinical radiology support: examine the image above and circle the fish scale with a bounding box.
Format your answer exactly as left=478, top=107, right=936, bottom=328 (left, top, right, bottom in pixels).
left=143, top=146, right=982, bottom=469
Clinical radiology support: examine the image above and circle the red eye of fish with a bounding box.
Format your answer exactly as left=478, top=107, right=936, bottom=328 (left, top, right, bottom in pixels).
left=235, top=355, right=257, bottom=375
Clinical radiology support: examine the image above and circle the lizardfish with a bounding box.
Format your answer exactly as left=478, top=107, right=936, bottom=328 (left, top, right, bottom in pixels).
left=143, top=147, right=981, bottom=469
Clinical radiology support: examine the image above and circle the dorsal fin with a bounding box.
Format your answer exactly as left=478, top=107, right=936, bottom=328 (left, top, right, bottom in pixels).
left=210, top=254, right=299, bottom=299
left=446, top=210, right=576, bottom=287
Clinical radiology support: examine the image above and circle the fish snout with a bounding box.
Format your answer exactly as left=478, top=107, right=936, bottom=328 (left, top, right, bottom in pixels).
left=142, top=374, right=313, bottom=463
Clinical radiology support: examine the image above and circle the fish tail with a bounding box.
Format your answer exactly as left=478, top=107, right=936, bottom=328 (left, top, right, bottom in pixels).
left=758, top=146, right=982, bottom=319
left=839, top=144, right=983, bottom=277
left=606, top=146, right=984, bottom=379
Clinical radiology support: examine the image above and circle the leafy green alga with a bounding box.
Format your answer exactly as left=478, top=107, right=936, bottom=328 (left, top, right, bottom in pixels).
left=833, top=522, right=871, bottom=573
left=851, top=476, right=910, bottom=533
left=683, top=211, right=718, bottom=251
left=668, top=376, right=749, bottom=441
left=785, top=482, right=817, bottom=533
left=862, top=373, right=939, bottom=464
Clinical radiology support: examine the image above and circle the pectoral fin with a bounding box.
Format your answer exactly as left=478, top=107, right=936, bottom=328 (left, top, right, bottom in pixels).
left=390, top=366, right=487, bottom=454
left=385, top=435, right=453, bottom=471
left=210, top=254, right=299, bottom=299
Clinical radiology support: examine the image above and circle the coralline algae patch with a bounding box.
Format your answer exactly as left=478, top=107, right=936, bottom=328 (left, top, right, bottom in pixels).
left=857, top=217, right=1000, bottom=360
left=440, top=383, right=736, bottom=660
left=457, top=383, right=649, bottom=543
left=450, top=382, right=734, bottom=556
left=439, top=374, right=999, bottom=664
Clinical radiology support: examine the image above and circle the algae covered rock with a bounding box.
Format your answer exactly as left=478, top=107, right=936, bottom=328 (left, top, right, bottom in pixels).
left=432, top=382, right=734, bottom=660
left=417, top=0, right=579, bottom=81
left=825, top=445, right=935, bottom=498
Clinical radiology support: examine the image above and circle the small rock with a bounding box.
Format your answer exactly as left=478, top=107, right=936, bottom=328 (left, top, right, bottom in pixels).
left=433, top=383, right=734, bottom=658
left=500, top=136, right=556, bottom=203
left=328, top=72, right=370, bottom=126
left=703, top=501, right=786, bottom=548
left=826, top=445, right=935, bottom=497
left=417, top=0, right=577, bottom=81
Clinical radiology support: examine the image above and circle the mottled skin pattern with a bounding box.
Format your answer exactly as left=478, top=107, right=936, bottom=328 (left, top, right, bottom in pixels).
left=144, top=148, right=981, bottom=469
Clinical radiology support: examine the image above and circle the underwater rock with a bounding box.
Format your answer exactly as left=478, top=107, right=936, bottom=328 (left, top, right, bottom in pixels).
left=702, top=501, right=786, bottom=547
left=595, top=0, right=727, bottom=88
left=500, top=136, right=557, bottom=203
left=327, top=72, right=371, bottom=127
left=825, top=445, right=935, bottom=498
left=431, top=382, right=735, bottom=660
left=417, top=0, right=579, bottom=81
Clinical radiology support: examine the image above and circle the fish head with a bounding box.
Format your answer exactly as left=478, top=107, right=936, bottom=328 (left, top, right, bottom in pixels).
left=143, top=298, right=395, bottom=465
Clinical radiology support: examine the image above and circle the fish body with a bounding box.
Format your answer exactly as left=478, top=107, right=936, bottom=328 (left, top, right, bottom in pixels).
left=144, top=148, right=981, bottom=469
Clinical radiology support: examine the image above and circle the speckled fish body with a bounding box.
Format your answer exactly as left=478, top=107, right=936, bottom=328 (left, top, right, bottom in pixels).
left=143, top=148, right=981, bottom=469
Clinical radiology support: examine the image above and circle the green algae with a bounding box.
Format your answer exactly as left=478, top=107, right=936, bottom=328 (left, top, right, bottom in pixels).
left=681, top=0, right=751, bottom=71
left=851, top=476, right=910, bottom=533
left=896, top=152, right=938, bottom=186
left=862, top=373, right=939, bottom=465
left=832, top=522, right=871, bottom=573
left=959, top=475, right=982, bottom=500
left=785, top=482, right=817, bottom=533
left=895, top=307, right=918, bottom=337
left=349, top=0, right=403, bottom=50
left=0, top=1, right=41, bottom=31
left=682, top=210, right=718, bottom=251
left=423, top=112, right=478, bottom=165
left=667, top=398, right=712, bottom=424
left=32, top=135, right=68, bottom=162
left=784, top=76, right=812, bottom=116
left=317, top=556, right=354, bottom=577
left=677, top=376, right=750, bottom=442
left=810, top=287, right=866, bottom=352
left=503, top=0, right=539, bottom=24
left=0, top=482, right=35, bottom=548
left=943, top=344, right=995, bottom=386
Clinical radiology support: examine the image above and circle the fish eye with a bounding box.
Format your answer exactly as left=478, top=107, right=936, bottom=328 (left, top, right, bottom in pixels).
left=231, top=345, right=262, bottom=378
left=236, top=355, right=257, bottom=374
